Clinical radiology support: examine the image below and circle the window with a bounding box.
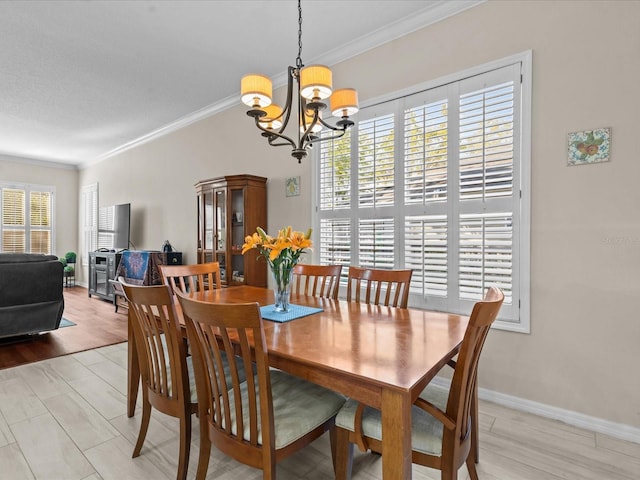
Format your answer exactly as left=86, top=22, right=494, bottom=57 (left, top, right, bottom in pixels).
left=81, top=183, right=98, bottom=266
left=315, top=52, right=531, bottom=332
left=1, top=182, right=56, bottom=254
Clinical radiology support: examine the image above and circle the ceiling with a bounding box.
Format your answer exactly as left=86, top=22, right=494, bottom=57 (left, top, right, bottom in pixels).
left=1, top=0, right=481, bottom=168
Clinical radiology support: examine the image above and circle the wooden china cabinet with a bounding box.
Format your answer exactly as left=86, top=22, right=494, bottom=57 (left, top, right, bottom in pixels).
left=195, top=174, right=267, bottom=287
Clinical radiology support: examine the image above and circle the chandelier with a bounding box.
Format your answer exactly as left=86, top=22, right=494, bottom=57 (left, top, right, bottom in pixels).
left=240, top=0, right=359, bottom=163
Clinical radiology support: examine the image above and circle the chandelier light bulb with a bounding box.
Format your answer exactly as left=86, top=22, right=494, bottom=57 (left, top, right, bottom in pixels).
left=258, top=104, right=284, bottom=129
left=301, top=110, right=323, bottom=133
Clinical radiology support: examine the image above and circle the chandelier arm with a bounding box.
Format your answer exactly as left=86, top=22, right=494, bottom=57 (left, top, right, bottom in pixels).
left=251, top=116, right=297, bottom=149
left=272, top=66, right=298, bottom=136
left=268, top=138, right=296, bottom=147
left=302, top=129, right=348, bottom=150
left=317, top=116, right=349, bottom=131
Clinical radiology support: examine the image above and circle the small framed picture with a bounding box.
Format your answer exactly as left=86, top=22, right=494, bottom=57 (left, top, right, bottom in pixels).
left=285, top=176, right=300, bottom=197
left=567, top=127, right=611, bottom=166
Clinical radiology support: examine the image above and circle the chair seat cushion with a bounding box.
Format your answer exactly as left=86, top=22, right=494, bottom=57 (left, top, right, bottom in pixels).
left=228, top=370, right=346, bottom=449
left=335, top=383, right=450, bottom=456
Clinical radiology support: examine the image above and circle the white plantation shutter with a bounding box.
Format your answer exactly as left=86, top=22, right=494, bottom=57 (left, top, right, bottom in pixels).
left=82, top=184, right=98, bottom=265
left=358, top=114, right=395, bottom=208
left=315, top=54, right=530, bottom=331
left=320, top=132, right=351, bottom=210
left=319, top=218, right=351, bottom=275
left=98, top=205, right=116, bottom=250
left=2, top=188, right=26, bottom=252
left=459, top=81, right=514, bottom=200
left=30, top=191, right=52, bottom=254
left=405, top=215, right=448, bottom=298
left=459, top=213, right=513, bottom=304
left=358, top=218, right=395, bottom=269
left=1, top=183, right=55, bottom=254
left=404, top=98, right=448, bottom=204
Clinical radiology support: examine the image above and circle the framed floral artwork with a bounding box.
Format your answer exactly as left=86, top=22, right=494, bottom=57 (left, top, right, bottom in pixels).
left=285, top=176, right=300, bottom=197
left=567, top=127, right=611, bottom=166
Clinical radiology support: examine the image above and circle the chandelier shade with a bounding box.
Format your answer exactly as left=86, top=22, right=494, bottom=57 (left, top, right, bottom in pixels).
left=240, top=74, right=272, bottom=108
left=330, top=88, right=359, bottom=117
left=300, top=65, right=333, bottom=100
left=240, top=0, right=358, bottom=163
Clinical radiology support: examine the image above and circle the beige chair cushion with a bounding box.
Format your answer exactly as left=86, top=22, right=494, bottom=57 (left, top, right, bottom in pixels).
left=225, top=370, right=346, bottom=449
left=335, top=383, right=450, bottom=456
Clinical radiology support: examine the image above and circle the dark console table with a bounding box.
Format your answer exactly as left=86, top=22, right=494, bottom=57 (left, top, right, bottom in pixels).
left=89, top=250, right=182, bottom=302
left=88, top=251, right=122, bottom=301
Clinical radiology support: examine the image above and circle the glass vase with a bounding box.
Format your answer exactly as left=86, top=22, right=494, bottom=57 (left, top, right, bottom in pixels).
left=271, top=263, right=294, bottom=312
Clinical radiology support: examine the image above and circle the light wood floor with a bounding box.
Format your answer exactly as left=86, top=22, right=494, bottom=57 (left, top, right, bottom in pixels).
left=0, top=288, right=638, bottom=479
left=0, top=342, right=638, bottom=479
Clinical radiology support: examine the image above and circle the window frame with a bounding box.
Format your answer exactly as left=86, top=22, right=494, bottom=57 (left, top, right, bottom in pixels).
left=1, top=181, right=56, bottom=255
left=312, top=51, right=531, bottom=333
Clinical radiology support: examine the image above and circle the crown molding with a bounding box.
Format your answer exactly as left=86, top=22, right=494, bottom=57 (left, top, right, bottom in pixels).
left=0, top=153, right=78, bottom=170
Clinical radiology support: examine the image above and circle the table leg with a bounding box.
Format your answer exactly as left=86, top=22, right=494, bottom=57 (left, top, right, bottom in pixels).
left=381, top=389, right=412, bottom=479
left=127, top=309, right=140, bottom=417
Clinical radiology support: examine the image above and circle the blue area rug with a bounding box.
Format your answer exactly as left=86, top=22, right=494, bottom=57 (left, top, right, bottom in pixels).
left=59, top=317, right=76, bottom=328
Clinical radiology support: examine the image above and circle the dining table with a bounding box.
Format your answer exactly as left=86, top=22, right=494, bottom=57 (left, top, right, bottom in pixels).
left=126, top=285, right=469, bottom=479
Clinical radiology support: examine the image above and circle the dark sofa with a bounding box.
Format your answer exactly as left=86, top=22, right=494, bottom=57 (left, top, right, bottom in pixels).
left=0, top=253, right=64, bottom=338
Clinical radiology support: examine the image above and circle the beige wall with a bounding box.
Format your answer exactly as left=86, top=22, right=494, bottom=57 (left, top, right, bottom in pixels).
left=76, top=0, right=640, bottom=428
left=0, top=155, right=78, bottom=258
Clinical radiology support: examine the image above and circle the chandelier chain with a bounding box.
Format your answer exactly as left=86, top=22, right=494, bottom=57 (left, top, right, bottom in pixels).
left=296, top=0, right=303, bottom=68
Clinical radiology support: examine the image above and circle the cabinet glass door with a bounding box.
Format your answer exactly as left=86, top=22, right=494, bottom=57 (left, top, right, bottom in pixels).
left=214, top=189, right=227, bottom=281
left=230, top=188, right=245, bottom=284
left=204, top=191, right=214, bottom=255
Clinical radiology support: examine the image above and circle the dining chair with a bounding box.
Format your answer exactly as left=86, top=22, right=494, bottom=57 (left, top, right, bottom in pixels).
left=346, top=266, right=413, bottom=308
left=120, top=282, right=198, bottom=480
left=159, top=261, right=221, bottom=294
left=292, top=263, right=342, bottom=299
left=175, top=291, right=347, bottom=480
left=334, top=286, right=504, bottom=480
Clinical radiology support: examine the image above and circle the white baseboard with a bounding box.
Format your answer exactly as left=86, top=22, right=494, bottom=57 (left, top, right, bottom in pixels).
left=430, top=377, right=640, bottom=444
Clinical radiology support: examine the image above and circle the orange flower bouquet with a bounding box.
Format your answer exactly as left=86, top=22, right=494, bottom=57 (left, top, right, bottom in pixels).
left=242, top=226, right=312, bottom=312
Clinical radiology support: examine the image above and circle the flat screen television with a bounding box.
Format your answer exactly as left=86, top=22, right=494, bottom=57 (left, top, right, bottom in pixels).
left=98, top=203, right=131, bottom=251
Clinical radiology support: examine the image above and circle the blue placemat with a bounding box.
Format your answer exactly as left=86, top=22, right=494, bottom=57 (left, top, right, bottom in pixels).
left=260, top=304, right=323, bottom=323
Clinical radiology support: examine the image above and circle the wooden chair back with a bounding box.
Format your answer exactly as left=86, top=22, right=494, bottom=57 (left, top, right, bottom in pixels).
left=336, top=286, right=504, bottom=480
left=175, top=290, right=342, bottom=479
left=439, top=286, right=504, bottom=464
left=175, top=293, right=277, bottom=474
left=292, top=263, right=342, bottom=299
left=346, top=266, right=412, bottom=308
left=120, top=282, right=196, bottom=480
left=159, top=262, right=221, bottom=294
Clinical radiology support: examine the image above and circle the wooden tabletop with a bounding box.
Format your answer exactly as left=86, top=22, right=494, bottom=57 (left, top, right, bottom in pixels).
left=193, top=286, right=469, bottom=405
left=129, top=285, right=469, bottom=479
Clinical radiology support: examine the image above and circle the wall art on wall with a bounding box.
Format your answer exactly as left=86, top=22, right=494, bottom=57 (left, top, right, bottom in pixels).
left=285, top=176, right=300, bottom=197
left=567, top=127, right=611, bottom=166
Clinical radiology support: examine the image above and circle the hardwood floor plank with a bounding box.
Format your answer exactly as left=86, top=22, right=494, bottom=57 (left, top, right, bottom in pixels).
left=0, top=287, right=128, bottom=370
